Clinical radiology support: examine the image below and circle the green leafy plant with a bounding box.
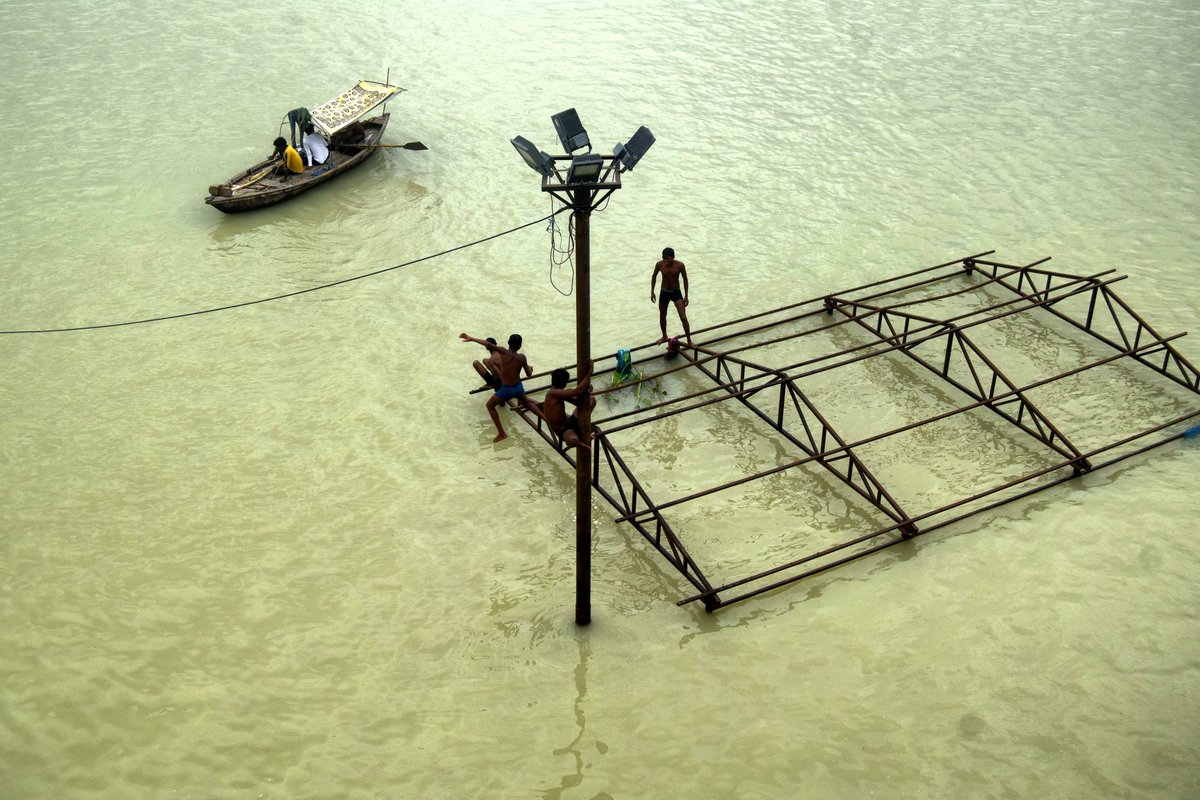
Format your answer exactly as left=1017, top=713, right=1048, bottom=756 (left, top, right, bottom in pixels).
left=608, top=366, right=664, bottom=407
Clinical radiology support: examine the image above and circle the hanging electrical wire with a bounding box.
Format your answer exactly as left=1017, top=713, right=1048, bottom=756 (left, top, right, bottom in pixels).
left=547, top=194, right=576, bottom=297
left=0, top=209, right=570, bottom=335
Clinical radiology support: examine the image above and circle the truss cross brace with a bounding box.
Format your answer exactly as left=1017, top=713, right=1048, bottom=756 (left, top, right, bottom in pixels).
left=829, top=298, right=1092, bottom=474
left=692, top=349, right=919, bottom=536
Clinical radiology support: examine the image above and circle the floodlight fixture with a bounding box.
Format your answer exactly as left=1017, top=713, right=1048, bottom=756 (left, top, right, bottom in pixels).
left=511, top=136, right=556, bottom=178
left=613, top=125, right=655, bottom=172
left=552, top=108, right=591, bottom=154
left=565, top=153, right=604, bottom=185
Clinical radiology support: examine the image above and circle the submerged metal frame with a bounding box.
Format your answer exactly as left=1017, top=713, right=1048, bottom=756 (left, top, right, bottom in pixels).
left=500, top=253, right=1200, bottom=611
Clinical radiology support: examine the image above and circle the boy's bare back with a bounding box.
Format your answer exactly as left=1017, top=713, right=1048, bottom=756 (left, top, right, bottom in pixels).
left=495, top=350, right=528, bottom=386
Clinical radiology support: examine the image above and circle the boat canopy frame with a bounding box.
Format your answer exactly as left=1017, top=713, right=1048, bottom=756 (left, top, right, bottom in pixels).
left=497, top=253, right=1200, bottom=611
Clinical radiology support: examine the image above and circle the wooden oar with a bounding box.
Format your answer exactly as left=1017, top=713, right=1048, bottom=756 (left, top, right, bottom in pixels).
left=231, top=164, right=274, bottom=191
left=341, top=141, right=428, bottom=150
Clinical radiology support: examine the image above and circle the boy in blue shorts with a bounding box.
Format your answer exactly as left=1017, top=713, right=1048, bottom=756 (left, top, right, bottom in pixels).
left=460, top=332, right=539, bottom=442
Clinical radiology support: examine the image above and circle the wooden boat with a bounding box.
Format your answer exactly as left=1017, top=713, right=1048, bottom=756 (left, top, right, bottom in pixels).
left=206, top=80, right=409, bottom=213
left=206, top=114, right=390, bottom=213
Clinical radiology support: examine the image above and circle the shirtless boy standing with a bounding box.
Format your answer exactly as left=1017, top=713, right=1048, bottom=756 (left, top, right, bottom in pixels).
left=650, top=247, right=692, bottom=345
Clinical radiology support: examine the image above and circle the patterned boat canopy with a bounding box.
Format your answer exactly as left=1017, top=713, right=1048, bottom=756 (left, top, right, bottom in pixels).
left=310, top=81, right=404, bottom=137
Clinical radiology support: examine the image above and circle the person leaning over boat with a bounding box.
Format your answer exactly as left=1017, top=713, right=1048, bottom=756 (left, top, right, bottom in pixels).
left=269, top=137, right=304, bottom=181
left=285, top=107, right=311, bottom=149
left=301, top=123, right=329, bottom=167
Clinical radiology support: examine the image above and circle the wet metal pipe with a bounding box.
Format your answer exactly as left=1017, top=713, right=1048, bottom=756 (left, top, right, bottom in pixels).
left=572, top=187, right=592, bottom=626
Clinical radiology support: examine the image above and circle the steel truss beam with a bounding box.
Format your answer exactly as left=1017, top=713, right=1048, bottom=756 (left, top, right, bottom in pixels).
left=968, top=258, right=1200, bottom=393
left=825, top=297, right=1092, bottom=473
left=685, top=347, right=919, bottom=536
left=510, top=406, right=721, bottom=610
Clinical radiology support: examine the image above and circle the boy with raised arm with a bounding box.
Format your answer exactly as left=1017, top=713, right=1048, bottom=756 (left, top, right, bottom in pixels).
left=460, top=332, right=537, bottom=442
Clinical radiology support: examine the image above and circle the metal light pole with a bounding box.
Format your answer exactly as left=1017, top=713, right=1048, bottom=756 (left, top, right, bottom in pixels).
left=511, top=117, right=654, bottom=625
left=549, top=172, right=619, bottom=626
left=572, top=186, right=593, bottom=625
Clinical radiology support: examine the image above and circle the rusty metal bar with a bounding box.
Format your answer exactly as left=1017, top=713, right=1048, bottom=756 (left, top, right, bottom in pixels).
left=482, top=259, right=1112, bottom=403
left=495, top=251, right=1001, bottom=397
left=686, top=349, right=918, bottom=533
left=829, top=255, right=1053, bottom=315
left=985, top=271, right=1200, bottom=394
left=782, top=275, right=1126, bottom=381
left=688, top=251, right=996, bottom=349
left=581, top=264, right=1115, bottom=423
left=510, top=403, right=719, bottom=607
left=685, top=267, right=1116, bottom=393
left=704, top=258, right=1051, bottom=362
left=591, top=431, right=720, bottom=610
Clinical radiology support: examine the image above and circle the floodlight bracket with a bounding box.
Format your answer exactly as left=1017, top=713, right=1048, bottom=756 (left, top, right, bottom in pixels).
left=536, top=154, right=623, bottom=210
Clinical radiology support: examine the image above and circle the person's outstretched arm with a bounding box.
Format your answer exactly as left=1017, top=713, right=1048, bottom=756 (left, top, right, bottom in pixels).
left=459, top=333, right=498, bottom=351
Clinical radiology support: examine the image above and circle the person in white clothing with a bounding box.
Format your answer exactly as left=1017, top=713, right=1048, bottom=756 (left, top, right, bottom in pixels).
left=301, top=123, right=329, bottom=166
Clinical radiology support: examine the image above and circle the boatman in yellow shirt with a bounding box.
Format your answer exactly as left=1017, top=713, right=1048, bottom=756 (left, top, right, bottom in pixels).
left=269, top=137, right=304, bottom=181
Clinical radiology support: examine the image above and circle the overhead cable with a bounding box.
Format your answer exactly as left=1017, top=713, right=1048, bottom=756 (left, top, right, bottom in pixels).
left=0, top=209, right=569, bottom=335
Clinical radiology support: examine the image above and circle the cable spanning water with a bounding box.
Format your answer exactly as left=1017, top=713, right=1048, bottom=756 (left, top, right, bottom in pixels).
left=0, top=212, right=565, bottom=335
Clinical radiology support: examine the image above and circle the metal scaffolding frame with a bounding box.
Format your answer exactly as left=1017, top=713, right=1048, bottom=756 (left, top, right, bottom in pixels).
left=499, top=252, right=1200, bottom=611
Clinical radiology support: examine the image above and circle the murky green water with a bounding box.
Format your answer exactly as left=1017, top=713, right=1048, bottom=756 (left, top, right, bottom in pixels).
left=2, top=1, right=1198, bottom=797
